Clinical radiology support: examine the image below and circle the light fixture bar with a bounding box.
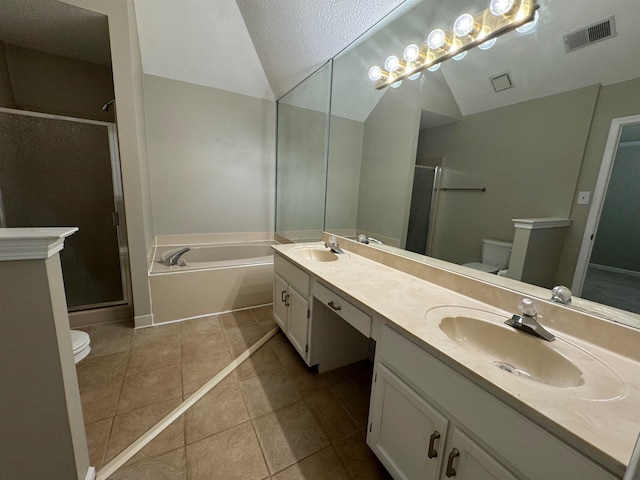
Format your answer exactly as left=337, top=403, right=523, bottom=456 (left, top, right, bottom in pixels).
left=372, top=0, right=539, bottom=90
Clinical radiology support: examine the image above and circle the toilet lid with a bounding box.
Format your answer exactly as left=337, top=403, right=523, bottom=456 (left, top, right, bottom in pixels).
left=462, top=262, right=500, bottom=274
left=71, top=330, right=90, bottom=353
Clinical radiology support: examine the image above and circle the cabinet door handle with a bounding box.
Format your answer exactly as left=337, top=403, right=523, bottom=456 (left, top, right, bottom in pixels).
left=281, top=290, right=287, bottom=302
left=427, top=430, right=440, bottom=459
left=445, top=448, right=460, bottom=477
left=284, top=294, right=290, bottom=307
left=328, top=300, right=342, bottom=311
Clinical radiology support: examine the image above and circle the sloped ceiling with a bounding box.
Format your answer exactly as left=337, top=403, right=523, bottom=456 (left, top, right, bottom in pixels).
left=234, top=0, right=409, bottom=99
left=2, top=0, right=639, bottom=118
left=134, top=0, right=274, bottom=100
left=329, top=0, right=640, bottom=121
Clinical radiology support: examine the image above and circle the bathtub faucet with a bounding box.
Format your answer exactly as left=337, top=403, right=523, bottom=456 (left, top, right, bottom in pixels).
left=159, top=247, right=190, bottom=266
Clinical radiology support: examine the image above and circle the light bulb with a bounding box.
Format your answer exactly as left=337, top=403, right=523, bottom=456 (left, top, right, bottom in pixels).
left=478, top=37, right=497, bottom=50
left=427, top=63, right=441, bottom=72
left=516, top=10, right=539, bottom=33
left=384, top=55, right=401, bottom=72
left=391, top=80, right=402, bottom=89
left=403, top=44, right=421, bottom=63
left=368, top=66, right=383, bottom=82
left=408, top=72, right=421, bottom=81
left=453, top=13, right=475, bottom=37
left=427, top=29, right=447, bottom=50
left=452, top=50, right=468, bottom=61
left=489, top=0, right=515, bottom=16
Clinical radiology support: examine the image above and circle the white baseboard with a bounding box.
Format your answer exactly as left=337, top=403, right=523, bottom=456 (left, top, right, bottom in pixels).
left=589, top=263, right=640, bottom=278
left=85, top=466, right=96, bottom=480
left=134, top=313, right=153, bottom=329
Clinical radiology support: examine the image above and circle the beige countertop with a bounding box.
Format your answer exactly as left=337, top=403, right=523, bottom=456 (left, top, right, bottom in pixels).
left=273, top=242, right=640, bottom=477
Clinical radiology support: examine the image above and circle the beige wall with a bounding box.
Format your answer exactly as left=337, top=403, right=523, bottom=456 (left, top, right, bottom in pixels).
left=419, top=85, right=599, bottom=267
left=144, top=74, right=275, bottom=235
left=0, top=42, right=115, bottom=122
left=357, top=75, right=461, bottom=246
left=325, top=115, right=364, bottom=234
left=558, top=77, right=640, bottom=286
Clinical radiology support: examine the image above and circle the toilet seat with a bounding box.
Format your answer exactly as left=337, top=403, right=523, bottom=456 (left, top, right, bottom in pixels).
left=462, top=262, right=501, bottom=274
left=71, top=330, right=91, bottom=364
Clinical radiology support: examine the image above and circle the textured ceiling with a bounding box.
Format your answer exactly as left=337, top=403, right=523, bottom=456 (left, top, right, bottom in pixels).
left=3, top=0, right=639, bottom=120
left=0, top=0, right=110, bottom=65
left=235, top=0, right=409, bottom=99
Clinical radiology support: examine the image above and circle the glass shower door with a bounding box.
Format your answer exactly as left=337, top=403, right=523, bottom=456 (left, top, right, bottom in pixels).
left=0, top=108, right=128, bottom=310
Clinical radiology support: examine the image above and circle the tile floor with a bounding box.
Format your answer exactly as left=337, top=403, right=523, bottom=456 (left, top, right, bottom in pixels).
left=76, top=306, right=391, bottom=479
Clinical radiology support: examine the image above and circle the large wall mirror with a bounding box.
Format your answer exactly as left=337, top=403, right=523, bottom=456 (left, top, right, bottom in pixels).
left=276, top=0, right=640, bottom=328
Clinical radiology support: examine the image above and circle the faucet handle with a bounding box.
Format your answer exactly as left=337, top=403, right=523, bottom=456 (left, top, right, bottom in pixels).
left=551, top=285, right=572, bottom=305
left=518, top=297, right=537, bottom=317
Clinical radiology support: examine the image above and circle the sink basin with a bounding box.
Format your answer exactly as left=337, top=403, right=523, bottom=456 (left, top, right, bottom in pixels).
left=425, top=306, right=627, bottom=400
left=439, top=314, right=583, bottom=388
left=293, top=247, right=339, bottom=262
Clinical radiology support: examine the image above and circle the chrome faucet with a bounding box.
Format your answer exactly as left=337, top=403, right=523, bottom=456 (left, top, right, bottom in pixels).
left=159, top=247, right=190, bottom=266
left=504, top=298, right=555, bottom=342
left=551, top=285, right=572, bottom=305
left=357, top=234, right=384, bottom=245
left=324, top=235, right=344, bottom=254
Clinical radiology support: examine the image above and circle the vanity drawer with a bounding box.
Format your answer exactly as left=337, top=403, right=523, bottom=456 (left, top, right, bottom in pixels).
left=274, top=254, right=310, bottom=296
left=314, top=282, right=371, bottom=337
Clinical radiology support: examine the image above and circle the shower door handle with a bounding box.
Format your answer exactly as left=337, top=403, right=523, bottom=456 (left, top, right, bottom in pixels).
left=112, top=211, right=120, bottom=226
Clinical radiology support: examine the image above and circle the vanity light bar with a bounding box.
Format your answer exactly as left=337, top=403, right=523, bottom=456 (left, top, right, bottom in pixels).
left=369, top=0, right=539, bottom=90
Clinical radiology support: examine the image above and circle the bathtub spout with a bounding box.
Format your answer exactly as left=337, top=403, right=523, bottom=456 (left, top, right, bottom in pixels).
left=159, top=247, right=190, bottom=266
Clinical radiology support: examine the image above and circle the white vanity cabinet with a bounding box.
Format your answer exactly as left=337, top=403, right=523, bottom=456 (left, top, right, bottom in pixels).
left=368, top=324, right=618, bottom=480
left=273, top=254, right=311, bottom=361
left=369, top=363, right=516, bottom=480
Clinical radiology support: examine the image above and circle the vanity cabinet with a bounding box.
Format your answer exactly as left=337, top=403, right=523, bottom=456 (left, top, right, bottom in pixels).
left=273, top=255, right=311, bottom=361
left=369, top=324, right=617, bottom=480
left=369, top=364, right=516, bottom=480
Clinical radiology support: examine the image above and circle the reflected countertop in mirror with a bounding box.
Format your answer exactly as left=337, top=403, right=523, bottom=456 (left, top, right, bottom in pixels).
left=275, top=0, right=640, bottom=331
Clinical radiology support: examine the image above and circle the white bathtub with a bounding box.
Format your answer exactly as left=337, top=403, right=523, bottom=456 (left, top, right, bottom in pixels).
left=152, top=242, right=275, bottom=273
left=149, top=241, right=276, bottom=324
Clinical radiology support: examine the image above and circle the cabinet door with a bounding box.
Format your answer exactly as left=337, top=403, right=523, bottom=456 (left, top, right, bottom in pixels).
left=368, top=364, right=448, bottom=480
left=287, top=287, right=309, bottom=359
left=273, top=274, right=288, bottom=331
left=440, top=428, right=517, bottom=480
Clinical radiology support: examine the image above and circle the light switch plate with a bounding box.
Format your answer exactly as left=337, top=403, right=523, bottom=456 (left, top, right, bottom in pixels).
left=577, top=191, right=591, bottom=205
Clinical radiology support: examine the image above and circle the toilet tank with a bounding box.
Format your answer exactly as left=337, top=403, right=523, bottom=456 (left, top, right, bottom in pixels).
left=481, top=239, right=513, bottom=268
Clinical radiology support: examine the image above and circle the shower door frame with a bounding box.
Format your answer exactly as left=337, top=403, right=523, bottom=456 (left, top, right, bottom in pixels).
left=0, top=106, right=132, bottom=311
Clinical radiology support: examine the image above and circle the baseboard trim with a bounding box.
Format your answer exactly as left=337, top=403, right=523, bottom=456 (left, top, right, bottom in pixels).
left=133, top=313, right=153, bottom=329
left=589, top=263, right=640, bottom=278
left=85, top=466, right=96, bottom=480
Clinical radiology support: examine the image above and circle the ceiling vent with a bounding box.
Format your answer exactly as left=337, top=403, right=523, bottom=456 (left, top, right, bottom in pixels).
left=490, top=72, right=513, bottom=92
left=563, top=16, right=616, bottom=53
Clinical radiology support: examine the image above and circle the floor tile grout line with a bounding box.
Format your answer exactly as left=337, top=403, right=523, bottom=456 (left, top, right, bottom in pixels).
left=95, top=326, right=279, bottom=480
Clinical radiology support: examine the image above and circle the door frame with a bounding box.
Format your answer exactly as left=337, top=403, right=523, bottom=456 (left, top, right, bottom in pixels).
left=0, top=106, right=131, bottom=310
left=572, top=114, right=640, bottom=295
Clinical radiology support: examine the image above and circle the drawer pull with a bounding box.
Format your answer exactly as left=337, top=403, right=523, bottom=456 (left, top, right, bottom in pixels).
left=445, top=448, right=460, bottom=477
left=281, top=290, right=287, bottom=302
left=328, top=301, right=342, bottom=311
left=427, top=430, right=440, bottom=459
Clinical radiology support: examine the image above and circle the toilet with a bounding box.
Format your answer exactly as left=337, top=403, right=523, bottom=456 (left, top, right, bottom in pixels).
left=71, top=330, right=91, bottom=364
left=463, top=239, right=513, bottom=274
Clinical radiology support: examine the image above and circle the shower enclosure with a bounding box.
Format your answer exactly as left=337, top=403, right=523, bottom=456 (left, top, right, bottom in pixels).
left=0, top=107, right=129, bottom=311
left=405, top=160, right=443, bottom=256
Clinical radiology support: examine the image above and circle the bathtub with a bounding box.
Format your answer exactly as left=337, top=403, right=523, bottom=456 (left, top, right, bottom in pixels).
left=149, top=241, right=276, bottom=324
